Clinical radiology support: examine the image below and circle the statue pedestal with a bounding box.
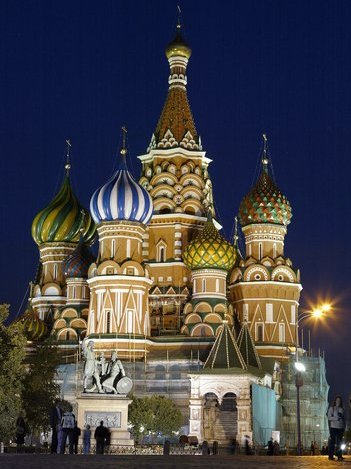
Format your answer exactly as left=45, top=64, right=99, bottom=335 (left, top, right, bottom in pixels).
left=76, top=394, right=134, bottom=446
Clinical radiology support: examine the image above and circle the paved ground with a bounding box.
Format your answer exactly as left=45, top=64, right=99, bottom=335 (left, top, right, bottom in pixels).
left=0, top=455, right=351, bottom=469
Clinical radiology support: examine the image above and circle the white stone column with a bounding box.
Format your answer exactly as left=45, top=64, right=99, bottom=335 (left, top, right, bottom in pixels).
left=188, top=398, right=203, bottom=443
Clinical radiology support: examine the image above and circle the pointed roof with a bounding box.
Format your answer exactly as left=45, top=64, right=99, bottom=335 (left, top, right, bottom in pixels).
left=237, top=322, right=262, bottom=369
left=204, top=321, right=247, bottom=370
left=149, top=24, right=201, bottom=151
left=238, top=135, right=292, bottom=227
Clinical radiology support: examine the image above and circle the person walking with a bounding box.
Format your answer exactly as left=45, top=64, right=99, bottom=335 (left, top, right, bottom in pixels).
left=60, top=405, right=76, bottom=454
left=72, top=422, right=81, bottom=454
left=83, top=424, right=91, bottom=455
left=50, top=400, right=62, bottom=453
left=327, top=395, right=345, bottom=461
left=94, top=420, right=109, bottom=454
left=15, top=413, right=26, bottom=453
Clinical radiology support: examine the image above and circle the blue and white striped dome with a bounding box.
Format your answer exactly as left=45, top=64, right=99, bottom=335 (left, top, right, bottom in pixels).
left=90, top=166, right=153, bottom=225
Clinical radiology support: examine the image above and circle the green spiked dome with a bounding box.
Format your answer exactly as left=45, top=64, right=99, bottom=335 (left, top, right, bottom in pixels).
left=239, top=138, right=292, bottom=227
left=31, top=176, right=96, bottom=246
left=183, top=213, right=236, bottom=271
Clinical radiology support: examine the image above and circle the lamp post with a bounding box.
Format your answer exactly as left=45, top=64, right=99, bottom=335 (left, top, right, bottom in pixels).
left=294, top=303, right=331, bottom=456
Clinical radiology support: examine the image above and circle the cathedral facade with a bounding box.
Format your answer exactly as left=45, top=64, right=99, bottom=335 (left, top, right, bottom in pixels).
left=18, top=23, right=322, bottom=446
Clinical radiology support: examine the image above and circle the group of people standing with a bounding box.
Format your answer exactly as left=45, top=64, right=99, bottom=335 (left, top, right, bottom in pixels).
left=50, top=401, right=110, bottom=454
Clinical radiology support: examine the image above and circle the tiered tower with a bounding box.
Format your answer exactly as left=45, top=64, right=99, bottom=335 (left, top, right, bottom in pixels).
left=229, top=136, right=302, bottom=358
left=182, top=213, right=237, bottom=336
left=30, top=144, right=95, bottom=323
left=87, top=131, right=153, bottom=356
left=138, top=23, right=214, bottom=333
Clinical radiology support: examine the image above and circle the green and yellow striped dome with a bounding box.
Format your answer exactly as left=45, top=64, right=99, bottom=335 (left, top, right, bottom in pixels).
left=183, top=214, right=236, bottom=271
left=17, top=306, right=48, bottom=341
left=32, top=176, right=96, bottom=245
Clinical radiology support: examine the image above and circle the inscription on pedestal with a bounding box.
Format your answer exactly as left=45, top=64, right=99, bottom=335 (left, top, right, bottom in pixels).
left=84, top=411, right=121, bottom=428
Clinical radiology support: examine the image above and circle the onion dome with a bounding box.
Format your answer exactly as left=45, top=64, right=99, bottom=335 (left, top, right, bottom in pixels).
left=90, top=129, right=153, bottom=225
left=239, top=136, right=292, bottom=227
left=183, top=213, right=236, bottom=271
left=17, top=305, right=48, bottom=341
left=63, top=237, right=95, bottom=278
left=31, top=146, right=96, bottom=245
left=165, top=25, right=192, bottom=59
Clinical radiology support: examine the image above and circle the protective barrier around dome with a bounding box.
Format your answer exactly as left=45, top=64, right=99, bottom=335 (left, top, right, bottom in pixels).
left=90, top=168, right=153, bottom=225
left=183, top=215, right=236, bottom=271
left=32, top=176, right=96, bottom=246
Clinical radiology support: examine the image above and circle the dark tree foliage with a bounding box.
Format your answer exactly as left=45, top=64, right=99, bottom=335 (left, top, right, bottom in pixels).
left=0, top=305, right=26, bottom=442
left=22, top=340, right=60, bottom=435
left=129, top=394, right=183, bottom=442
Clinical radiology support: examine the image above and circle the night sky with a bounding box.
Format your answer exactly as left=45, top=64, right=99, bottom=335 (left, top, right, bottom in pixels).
left=1, top=1, right=350, bottom=402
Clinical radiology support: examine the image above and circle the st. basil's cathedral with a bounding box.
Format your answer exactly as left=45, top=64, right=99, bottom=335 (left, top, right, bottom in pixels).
left=18, top=22, right=329, bottom=446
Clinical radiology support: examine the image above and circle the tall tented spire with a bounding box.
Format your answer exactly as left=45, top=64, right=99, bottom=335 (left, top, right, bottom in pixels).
left=204, top=321, right=247, bottom=370
left=149, top=16, right=201, bottom=151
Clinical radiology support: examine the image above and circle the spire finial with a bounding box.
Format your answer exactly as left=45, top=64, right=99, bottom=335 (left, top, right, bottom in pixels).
left=234, top=216, right=239, bottom=246
left=262, top=133, right=269, bottom=172
left=79, top=208, right=86, bottom=235
left=65, top=139, right=72, bottom=175
left=177, top=5, right=182, bottom=29
left=120, top=126, right=128, bottom=158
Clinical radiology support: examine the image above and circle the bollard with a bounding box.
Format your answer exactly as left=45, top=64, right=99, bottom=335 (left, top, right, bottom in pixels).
left=0, top=442, right=4, bottom=453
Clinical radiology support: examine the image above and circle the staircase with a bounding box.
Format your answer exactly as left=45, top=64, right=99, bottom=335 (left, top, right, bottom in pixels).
left=212, top=411, right=237, bottom=444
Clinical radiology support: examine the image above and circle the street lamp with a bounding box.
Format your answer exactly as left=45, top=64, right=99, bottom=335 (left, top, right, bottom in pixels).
left=294, top=303, right=331, bottom=456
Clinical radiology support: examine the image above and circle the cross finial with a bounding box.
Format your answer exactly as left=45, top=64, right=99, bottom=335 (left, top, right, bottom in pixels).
left=65, top=138, right=72, bottom=175
left=262, top=133, right=269, bottom=171
left=234, top=216, right=239, bottom=246
left=120, top=126, right=128, bottom=158
left=79, top=208, right=86, bottom=235
left=177, top=5, right=182, bottom=29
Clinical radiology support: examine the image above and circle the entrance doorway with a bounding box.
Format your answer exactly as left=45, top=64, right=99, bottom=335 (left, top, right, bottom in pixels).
left=203, top=392, right=238, bottom=443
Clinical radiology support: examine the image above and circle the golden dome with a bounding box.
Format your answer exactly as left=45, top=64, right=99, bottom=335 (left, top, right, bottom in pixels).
left=165, top=27, right=192, bottom=60
left=183, top=213, right=236, bottom=271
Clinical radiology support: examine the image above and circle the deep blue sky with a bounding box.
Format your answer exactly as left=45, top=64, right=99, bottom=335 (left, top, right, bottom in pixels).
left=1, top=1, right=350, bottom=400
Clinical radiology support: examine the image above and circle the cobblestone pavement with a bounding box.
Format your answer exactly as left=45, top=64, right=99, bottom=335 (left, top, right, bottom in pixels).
left=1, top=455, right=351, bottom=469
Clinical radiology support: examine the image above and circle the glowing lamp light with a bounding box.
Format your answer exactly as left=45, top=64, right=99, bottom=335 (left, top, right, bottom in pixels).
left=295, top=362, right=306, bottom=372
left=312, top=309, right=323, bottom=318
left=341, top=443, right=346, bottom=451
left=321, top=304, right=331, bottom=312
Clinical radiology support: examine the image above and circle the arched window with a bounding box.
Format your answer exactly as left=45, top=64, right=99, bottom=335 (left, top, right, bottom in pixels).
left=126, top=239, right=131, bottom=258
left=160, top=246, right=165, bottom=262
left=106, top=311, right=111, bottom=333
left=72, top=286, right=76, bottom=299
left=256, top=323, right=264, bottom=342
left=202, top=279, right=206, bottom=292
left=111, top=239, right=115, bottom=257
left=157, top=242, right=167, bottom=262
left=155, top=365, right=165, bottom=380
left=53, top=264, right=57, bottom=280
left=259, top=243, right=262, bottom=260
left=273, top=243, right=277, bottom=258
left=170, top=365, right=181, bottom=380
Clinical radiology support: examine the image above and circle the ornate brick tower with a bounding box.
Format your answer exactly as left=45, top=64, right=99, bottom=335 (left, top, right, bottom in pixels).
left=87, top=131, right=153, bottom=356
left=30, top=143, right=95, bottom=322
left=138, top=22, right=215, bottom=332
left=182, top=213, right=237, bottom=336
left=229, top=136, right=302, bottom=358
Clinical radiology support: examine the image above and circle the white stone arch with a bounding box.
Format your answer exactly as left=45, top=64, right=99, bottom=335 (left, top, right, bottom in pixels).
left=199, top=381, right=241, bottom=404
